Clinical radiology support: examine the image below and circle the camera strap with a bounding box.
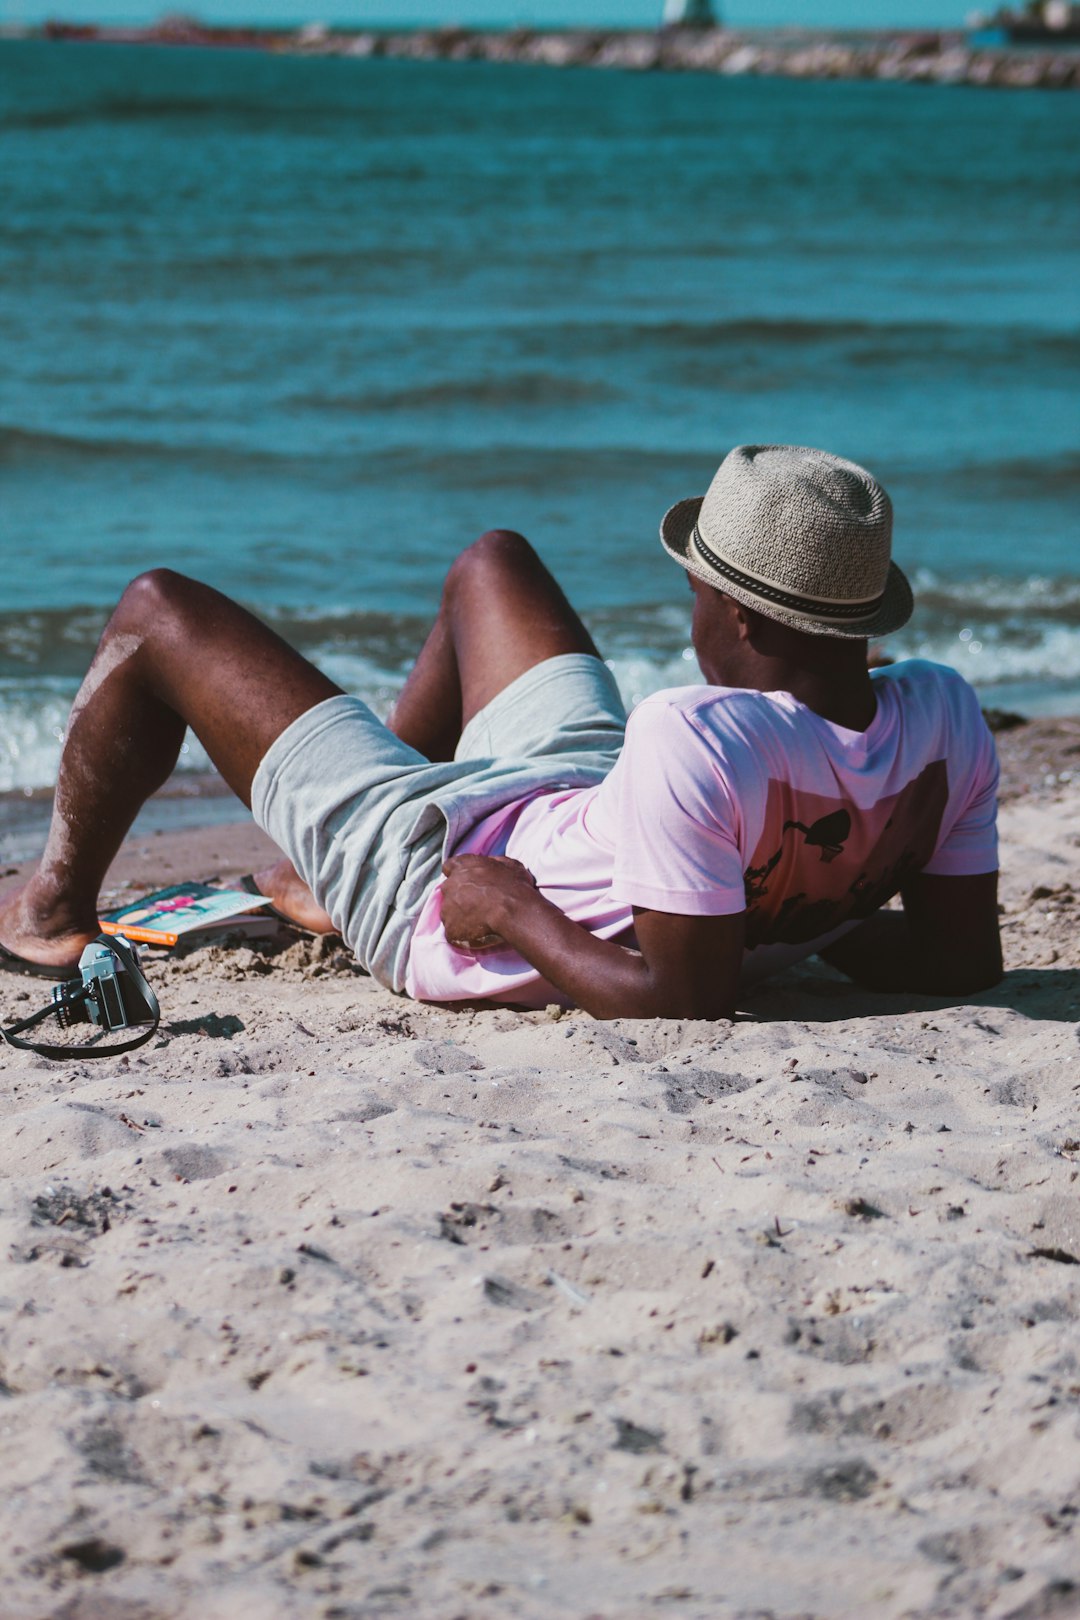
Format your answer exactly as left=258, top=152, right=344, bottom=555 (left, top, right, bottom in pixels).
left=0, top=936, right=161, bottom=1060
left=0, top=992, right=161, bottom=1058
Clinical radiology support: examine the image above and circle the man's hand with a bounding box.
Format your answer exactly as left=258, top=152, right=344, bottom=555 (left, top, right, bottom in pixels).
left=440, top=854, right=538, bottom=950
left=439, top=852, right=744, bottom=1019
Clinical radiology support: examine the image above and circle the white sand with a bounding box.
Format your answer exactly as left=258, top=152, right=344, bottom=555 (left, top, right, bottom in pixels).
left=1, top=750, right=1078, bottom=1620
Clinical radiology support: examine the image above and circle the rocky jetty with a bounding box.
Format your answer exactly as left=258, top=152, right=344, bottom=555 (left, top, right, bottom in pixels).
left=38, top=20, right=1080, bottom=90
left=344, top=26, right=1080, bottom=89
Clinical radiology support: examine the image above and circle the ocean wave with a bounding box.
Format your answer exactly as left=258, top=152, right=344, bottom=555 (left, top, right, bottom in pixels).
left=0, top=426, right=707, bottom=484
left=6, top=593, right=1080, bottom=792
left=286, top=374, right=619, bottom=414
left=516, top=314, right=1079, bottom=353
left=400, top=316, right=1080, bottom=374
left=4, top=577, right=1080, bottom=676
left=910, top=569, right=1080, bottom=619
left=6, top=411, right=1078, bottom=502
left=0, top=681, right=77, bottom=795
left=4, top=96, right=225, bottom=130
left=2, top=92, right=358, bottom=134
left=0, top=425, right=142, bottom=463
left=0, top=606, right=431, bottom=679
left=0, top=424, right=299, bottom=471
left=934, top=451, right=1080, bottom=497
left=896, top=624, right=1080, bottom=681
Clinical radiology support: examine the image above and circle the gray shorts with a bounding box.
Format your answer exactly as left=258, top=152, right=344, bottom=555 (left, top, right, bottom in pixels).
left=251, top=653, right=626, bottom=993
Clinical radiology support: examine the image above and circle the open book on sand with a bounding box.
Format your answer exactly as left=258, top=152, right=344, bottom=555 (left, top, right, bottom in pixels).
left=99, top=882, right=275, bottom=948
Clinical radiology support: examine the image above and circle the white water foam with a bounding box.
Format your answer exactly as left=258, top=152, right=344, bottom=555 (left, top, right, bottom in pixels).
left=0, top=681, right=74, bottom=795
left=893, top=625, right=1080, bottom=688
left=5, top=628, right=1080, bottom=796
left=0, top=653, right=409, bottom=794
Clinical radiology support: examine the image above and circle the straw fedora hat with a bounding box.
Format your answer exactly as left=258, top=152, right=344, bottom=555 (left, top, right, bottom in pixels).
left=660, top=444, right=913, bottom=640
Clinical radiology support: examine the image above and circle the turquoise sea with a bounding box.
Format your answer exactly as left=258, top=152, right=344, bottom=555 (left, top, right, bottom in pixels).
left=2, top=39, right=1078, bottom=852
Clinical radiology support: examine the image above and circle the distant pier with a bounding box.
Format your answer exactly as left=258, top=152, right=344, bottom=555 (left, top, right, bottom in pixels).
left=31, top=20, right=1080, bottom=91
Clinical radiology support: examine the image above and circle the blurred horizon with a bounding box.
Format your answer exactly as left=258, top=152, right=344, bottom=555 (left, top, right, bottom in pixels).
left=0, top=1, right=976, bottom=35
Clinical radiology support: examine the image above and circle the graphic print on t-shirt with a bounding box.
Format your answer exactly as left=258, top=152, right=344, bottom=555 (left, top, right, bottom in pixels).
left=742, top=759, right=949, bottom=948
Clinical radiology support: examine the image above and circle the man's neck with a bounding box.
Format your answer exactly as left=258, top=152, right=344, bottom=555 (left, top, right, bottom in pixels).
left=774, top=665, right=878, bottom=732
left=720, top=644, right=879, bottom=733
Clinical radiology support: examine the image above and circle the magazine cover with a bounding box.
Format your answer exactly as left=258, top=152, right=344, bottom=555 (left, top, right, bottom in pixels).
left=99, top=882, right=271, bottom=947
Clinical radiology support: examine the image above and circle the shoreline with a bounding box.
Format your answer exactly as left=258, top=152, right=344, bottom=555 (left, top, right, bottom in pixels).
left=19, top=21, right=1080, bottom=91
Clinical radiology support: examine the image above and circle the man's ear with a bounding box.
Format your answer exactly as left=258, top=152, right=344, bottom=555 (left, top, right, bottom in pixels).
left=730, top=597, right=758, bottom=643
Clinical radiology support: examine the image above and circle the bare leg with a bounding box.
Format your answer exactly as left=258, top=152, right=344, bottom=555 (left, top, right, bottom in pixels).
left=389, top=528, right=600, bottom=759
left=253, top=530, right=601, bottom=926
left=0, top=570, right=341, bottom=971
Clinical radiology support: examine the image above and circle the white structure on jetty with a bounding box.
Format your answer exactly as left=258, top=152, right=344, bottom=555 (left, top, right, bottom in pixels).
left=661, top=0, right=717, bottom=27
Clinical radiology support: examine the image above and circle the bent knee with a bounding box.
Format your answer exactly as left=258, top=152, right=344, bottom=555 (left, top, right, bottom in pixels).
left=444, top=530, right=537, bottom=596
left=462, top=529, right=536, bottom=570
left=114, top=568, right=203, bottom=628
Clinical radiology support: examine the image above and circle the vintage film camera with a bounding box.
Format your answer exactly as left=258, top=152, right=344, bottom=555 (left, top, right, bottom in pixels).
left=2, top=935, right=160, bottom=1058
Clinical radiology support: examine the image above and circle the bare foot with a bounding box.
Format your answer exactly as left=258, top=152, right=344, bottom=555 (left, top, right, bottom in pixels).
left=251, top=860, right=336, bottom=935
left=0, top=880, right=98, bottom=973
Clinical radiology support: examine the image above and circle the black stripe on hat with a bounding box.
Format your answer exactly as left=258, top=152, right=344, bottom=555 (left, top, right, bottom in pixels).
left=691, top=524, right=884, bottom=622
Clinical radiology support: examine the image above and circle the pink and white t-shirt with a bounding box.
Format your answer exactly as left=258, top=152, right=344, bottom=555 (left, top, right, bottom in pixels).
left=404, top=660, right=999, bottom=1006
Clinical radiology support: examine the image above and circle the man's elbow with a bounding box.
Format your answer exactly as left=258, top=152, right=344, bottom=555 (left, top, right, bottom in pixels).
left=648, top=986, right=737, bottom=1022
left=920, top=946, right=1003, bottom=997
left=590, top=985, right=736, bottom=1022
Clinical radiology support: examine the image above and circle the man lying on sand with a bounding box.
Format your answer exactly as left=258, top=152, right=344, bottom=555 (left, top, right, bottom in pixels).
left=0, top=444, right=1002, bottom=1019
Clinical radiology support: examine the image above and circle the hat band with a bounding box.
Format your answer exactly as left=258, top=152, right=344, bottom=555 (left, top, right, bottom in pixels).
left=690, top=525, right=885, bottom=623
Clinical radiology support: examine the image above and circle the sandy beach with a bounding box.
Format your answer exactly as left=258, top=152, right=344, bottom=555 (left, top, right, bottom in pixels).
left=1, top=718, right=1079, bottom=1620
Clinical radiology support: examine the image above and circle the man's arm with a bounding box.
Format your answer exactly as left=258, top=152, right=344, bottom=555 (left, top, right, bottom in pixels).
left=440, top=854, right=745, bottom=1020
left=819, top=870, right=1002, bottom=996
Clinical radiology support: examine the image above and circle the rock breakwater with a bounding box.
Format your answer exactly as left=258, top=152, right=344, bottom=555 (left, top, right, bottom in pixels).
left=348, top=26, right=1080, bottom=90
left=38, top=20, right=1080, bottom=91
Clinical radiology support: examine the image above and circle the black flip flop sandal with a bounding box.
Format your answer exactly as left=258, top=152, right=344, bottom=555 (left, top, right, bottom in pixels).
left=0, top=939, right=75, bottom=981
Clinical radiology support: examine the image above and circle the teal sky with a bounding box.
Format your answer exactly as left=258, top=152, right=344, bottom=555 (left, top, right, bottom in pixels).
left=3, top=1, right=974, bottom=30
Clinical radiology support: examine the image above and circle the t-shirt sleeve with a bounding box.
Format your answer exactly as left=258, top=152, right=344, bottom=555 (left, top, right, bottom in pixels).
left=607, top=699, right=748, bottom=915
left=921, top=693, right=1000, bottom=877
